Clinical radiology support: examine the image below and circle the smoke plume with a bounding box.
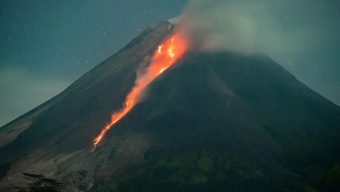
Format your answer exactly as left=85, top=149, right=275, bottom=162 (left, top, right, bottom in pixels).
left=178, top=0, right=258, bottom=53
left=178, top=0, right=339, bottom=55
left=175, top=0, right=340, bottom=105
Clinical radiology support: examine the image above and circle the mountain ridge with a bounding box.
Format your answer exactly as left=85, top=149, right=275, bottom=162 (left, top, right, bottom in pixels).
left=0, top=21, right=339, bottom=191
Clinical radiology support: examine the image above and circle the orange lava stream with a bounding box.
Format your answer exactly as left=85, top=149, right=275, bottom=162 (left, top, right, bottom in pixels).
left=92, top=32, right=188, bottom=151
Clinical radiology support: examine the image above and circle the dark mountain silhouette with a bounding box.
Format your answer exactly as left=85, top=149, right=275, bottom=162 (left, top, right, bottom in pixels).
left=0, top=21, right=339, bottom=192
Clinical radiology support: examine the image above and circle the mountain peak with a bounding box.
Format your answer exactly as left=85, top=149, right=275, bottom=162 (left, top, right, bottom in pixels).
left=0, top=22, right=339, bottom=191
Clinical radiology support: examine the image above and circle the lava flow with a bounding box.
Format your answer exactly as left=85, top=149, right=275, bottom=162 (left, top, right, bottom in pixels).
left=92, top=32, right=188, bottom=151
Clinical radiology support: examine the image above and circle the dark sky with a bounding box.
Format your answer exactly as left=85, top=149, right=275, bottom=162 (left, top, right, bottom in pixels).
left=0, top=0, right=187, bottom=126
left=0, top=0, right=339, bottom=126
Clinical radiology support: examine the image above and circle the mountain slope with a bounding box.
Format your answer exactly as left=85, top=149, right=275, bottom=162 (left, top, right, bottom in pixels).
left=110, top=51, right=340, bottom=192
left=0, top=22, right=340, bottom=192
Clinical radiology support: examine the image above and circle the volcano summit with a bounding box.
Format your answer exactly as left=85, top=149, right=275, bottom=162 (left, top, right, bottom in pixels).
left=0, top=22, right=339, bottom=192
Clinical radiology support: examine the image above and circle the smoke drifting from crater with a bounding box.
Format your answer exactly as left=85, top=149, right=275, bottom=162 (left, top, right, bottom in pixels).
left=177, top=0, right=340, bottom=105
left=178, top=0, right=257, bottom=53
left=178, top=0, right=339, bottom=54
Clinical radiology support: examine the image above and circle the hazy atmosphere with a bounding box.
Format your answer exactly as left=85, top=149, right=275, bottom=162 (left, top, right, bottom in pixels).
left=1, top=1, right=340, bottom=191
left=1, top=0, right=340, bottom=126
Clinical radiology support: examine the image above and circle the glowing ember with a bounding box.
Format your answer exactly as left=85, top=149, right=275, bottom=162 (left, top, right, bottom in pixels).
left=92, top=32, right=188, bottom=151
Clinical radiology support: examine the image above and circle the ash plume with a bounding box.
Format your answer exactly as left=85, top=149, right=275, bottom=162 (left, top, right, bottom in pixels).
left=177, top=0, right=340, bottom=57
left=178, top=0, right=257, bottom=53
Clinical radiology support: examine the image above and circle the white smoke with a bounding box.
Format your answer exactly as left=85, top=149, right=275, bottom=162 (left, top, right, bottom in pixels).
left=177, top=0, right=339, bottom=56
left=178, top=0, right=257, bottom=53
left=175, top=0, right=340, bottom=105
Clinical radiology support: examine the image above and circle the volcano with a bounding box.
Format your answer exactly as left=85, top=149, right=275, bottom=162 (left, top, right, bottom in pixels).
left=0, top=22, right=340, bottom=192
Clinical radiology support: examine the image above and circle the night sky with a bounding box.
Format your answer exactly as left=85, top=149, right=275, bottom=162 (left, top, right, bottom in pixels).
left=0, top=0, right=339, bottom=126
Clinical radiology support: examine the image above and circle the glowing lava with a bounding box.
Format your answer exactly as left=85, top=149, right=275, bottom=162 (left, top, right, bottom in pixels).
left=92, top=32, right=188, bottom=151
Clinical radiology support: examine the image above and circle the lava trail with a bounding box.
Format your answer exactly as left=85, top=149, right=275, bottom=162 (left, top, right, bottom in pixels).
left=92, top=32, right=188, bottom=151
